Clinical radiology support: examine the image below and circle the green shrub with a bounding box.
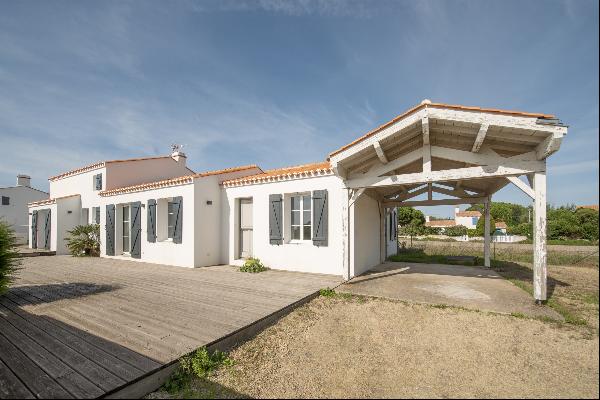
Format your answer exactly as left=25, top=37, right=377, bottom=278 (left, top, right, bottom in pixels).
left=65, top=224, right=100, bottom=257
left=239, top=257, right=268, bottom=273
left=444, top=225, right=468, bottom=237
left=0, top=221, right=21, bottom=295
left=319, top=287, right=336, bottom=297
left=180, top=347, right=233, bottom=378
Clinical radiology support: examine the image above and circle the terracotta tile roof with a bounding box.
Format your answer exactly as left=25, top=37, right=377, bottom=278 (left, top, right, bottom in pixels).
left=495, top=221, right=508, bottom=229
left=28, top=194, right=80, bottom=207
left=48, top=155, right=190, bottom=181
left=456, top=210, right=482, bottom=218
left=329, top=101, right=556, bottom=157
left=99, top=165, right=261, bottom=196
left=222, top=161, right=333, bottom=187
left=577, top=205, right=599, bottom=211
left=425, top=220, right=456, bottom=227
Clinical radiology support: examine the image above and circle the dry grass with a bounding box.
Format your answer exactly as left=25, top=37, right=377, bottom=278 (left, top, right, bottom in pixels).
left=151, top=261, right=599, bottom=399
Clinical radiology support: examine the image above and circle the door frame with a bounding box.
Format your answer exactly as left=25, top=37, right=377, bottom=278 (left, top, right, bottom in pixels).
left=238, top=198, right=253, bottom=259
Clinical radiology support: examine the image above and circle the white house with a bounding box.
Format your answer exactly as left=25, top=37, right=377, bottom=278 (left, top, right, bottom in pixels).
left=425, top=207, right=507, bottom=232
left=0, top=175, right=48, bottom=242
left=29, top=100, right=568, bottom=302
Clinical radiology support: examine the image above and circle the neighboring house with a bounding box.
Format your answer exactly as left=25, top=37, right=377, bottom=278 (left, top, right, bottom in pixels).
left=28, top=101, right=566, bottom=292
left=0, top=175, right=48, bottom=242
left=577, top=205, right=599, bottom=212
left=425, top=207, right=506, bottom=233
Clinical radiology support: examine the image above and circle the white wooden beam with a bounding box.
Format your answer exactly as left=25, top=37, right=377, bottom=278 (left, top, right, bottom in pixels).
left=536, top=132, right=563, bottom=160
left=383, top=196, right=488, bottom=207
left=331, top=164, right=347, bottom=180
left=349, top=188, right=366, bottom=206
left=342, top=188, right=351, bottom=280
left=533, top=171, right=547, bottom=302
left=484, top=197, right=491, bottom=267
left=430, top=146, right=544, bottom=170
left=472, top=123, right=489, bottom=153
left=347, top=147, right=423, bottom=180
left=431, top=185, right=481, bottom=199
left=373, top=141, right=389, bottom=164
left=507, top=176, right=535, bottom=199
left=422, top=116, right=430, bottom=145
left=423, top=143, right=431, bottom=174
left=346, top=165, right=542, bottom=189
left=396, top=185, right=428, bottom=201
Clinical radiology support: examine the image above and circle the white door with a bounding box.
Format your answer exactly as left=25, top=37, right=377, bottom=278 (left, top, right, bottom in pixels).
left=239, top=199, right=253, bottom=258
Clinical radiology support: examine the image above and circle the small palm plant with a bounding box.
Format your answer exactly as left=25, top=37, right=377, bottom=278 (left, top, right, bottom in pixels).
left=0, top=220, right=21, bottom=295
left=66, top=224, right=100, bottom=257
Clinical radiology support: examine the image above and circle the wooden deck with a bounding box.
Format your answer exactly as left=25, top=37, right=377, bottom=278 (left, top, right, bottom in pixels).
left=0, top=256, right=341, bottom=398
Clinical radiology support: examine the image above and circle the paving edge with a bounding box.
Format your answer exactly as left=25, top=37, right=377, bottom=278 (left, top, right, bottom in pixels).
left=101, top=288, right=325, bottom=399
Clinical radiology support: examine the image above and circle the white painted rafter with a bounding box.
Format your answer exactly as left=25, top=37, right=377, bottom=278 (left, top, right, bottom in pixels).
left=472, top=123, right=489, bottom=152
left=507, top=176, right=535, bottom=199
left=373, top=141, right=389, bottom=164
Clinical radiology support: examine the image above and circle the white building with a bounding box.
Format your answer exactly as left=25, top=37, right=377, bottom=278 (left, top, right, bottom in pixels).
left=0, top=175, right=48, bottom=242
left=29, top=101, right=567, bottom=302
left=425, top=207, right=507, bottom=233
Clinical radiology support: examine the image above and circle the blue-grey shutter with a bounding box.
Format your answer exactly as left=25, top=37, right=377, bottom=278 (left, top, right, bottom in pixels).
left=44, top=210, right=51, bottom=250
left=147, top=199, right=156, bottom=243
left=105, top=204, right=115, bottom=256
left=31, top=211, right=38, bottom=248
left=312, top=190, right=328, bottom=246
left=95, top=207, right=100, bottom=224
left=173, top=196, right=183, bottom=244
left=94, top=174, right=102, bottom=190
left=269, top=194, right=283, bottom=245
left=130, top=202, right=141, bottom=258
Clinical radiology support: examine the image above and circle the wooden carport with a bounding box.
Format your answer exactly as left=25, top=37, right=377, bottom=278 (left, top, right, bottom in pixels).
left=330, top=100, right=568, bottom=303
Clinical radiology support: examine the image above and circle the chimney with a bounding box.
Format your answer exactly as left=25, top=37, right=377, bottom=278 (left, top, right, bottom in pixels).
left=425, top=215, right=430, bottom=223
left=455, top=206, right=460, bottom=216
left=17, top=174, right=31, bottom=187
left=170, top=144, right=187, bottom=167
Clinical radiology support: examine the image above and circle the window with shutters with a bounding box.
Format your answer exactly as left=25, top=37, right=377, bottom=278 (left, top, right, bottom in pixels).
left=92, top=207, right=100, bottom=224
left=1, top=196, right=9, bottom=205
left=167, top=201, right=176, bottom=239
left=290, top=194, right=311, bottom=241
left=122, top=205, right=130, bottom=253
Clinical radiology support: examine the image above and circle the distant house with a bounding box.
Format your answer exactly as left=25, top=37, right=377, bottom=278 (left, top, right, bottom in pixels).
left=0, top=175, right=48, bottom=242
left=577, top=205, right=599, bottom=212
left=425, top=207, right=506, bottom=233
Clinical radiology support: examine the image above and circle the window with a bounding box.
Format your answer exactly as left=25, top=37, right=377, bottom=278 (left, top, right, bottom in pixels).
left=291, top=194, right=311, bottom=241
left=93, top=207, right=100, bottom=224
left=167, top=201, right=176, bottom=239
left=93, top=174, right=102, bottom=191
left=1, top=196, right=8, bottom=205
left=122, top=205, right=130, bottom=253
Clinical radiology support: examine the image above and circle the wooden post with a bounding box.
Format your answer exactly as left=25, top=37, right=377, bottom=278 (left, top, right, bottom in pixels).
left=533, top=171, right=547, bottom=303
left=484, top=197, right=491, bottom=268
left=342, top=189, right=350, bottom=280
left=379, top=203, right=386, bottom=263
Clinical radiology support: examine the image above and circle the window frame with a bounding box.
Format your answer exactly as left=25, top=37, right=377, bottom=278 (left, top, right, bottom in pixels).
left=1, top=196, right=9, bottom=206
left=167, top=200, right=176, bottom=240
left=290, top=193, right=312, bottom=242
left=122, top=205, right=131, bottom=254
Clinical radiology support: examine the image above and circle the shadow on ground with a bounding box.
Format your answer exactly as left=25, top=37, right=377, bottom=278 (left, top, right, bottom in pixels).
left=8, top=282, right=120, bottom=305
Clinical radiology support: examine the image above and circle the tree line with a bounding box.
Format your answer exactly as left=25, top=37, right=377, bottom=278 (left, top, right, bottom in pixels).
left=397, top=202, right=599, bottom=241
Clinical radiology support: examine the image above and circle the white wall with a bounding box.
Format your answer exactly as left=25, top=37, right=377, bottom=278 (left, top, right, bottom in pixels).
left=0, top=186, right=48, bottom=241
left=99, top=184, right=196, bottom=267
left=385, top=208, right=398, bottom=257
left=56, top=196, right=83, bottom=255
left=351, top=193, right=381, bottom=277
left=194, top=176, right=222, bottom=267
left=223, top=175, right=345, bottom=276
left=106, top=157, right=190, bottom=190
left=49, top=167, right=106, bottom=211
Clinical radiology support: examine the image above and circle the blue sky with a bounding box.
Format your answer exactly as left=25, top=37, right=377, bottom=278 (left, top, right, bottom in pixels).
left=1, top=0, right=598, bottom=217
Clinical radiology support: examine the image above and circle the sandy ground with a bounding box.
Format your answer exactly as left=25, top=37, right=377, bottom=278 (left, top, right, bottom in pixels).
left=154, top=296, right=598, bottom=399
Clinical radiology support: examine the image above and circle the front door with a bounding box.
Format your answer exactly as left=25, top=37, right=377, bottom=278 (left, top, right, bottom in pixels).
left=239, top=199, right=253, bottom=258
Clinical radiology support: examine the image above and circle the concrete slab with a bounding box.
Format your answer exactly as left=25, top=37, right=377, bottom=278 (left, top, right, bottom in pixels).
left=339, top=261, right=561, bottom=319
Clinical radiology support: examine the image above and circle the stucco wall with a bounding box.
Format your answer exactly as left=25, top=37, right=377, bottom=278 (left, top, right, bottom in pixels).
left=223, top=175, right=345, bottom=276
left=99, top=184, right=196, bottom=267
left=194, top=176, right=222, bottom=267
left=106, top=158, right=190, bottom=190
left=56, top=196, right=83, bottom=255
left=351, top=193, right=381, bottom=277
left=0, top=186, right=48, bottom=241
left=49, top=167, right=106, bottom=211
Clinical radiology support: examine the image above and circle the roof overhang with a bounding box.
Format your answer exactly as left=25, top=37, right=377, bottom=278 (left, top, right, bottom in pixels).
left=330, top=101, right=567, bottom=207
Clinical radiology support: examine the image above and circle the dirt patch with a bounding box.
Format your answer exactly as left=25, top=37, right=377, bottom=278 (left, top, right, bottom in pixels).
left=153, top=296, right=598, bottom=399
